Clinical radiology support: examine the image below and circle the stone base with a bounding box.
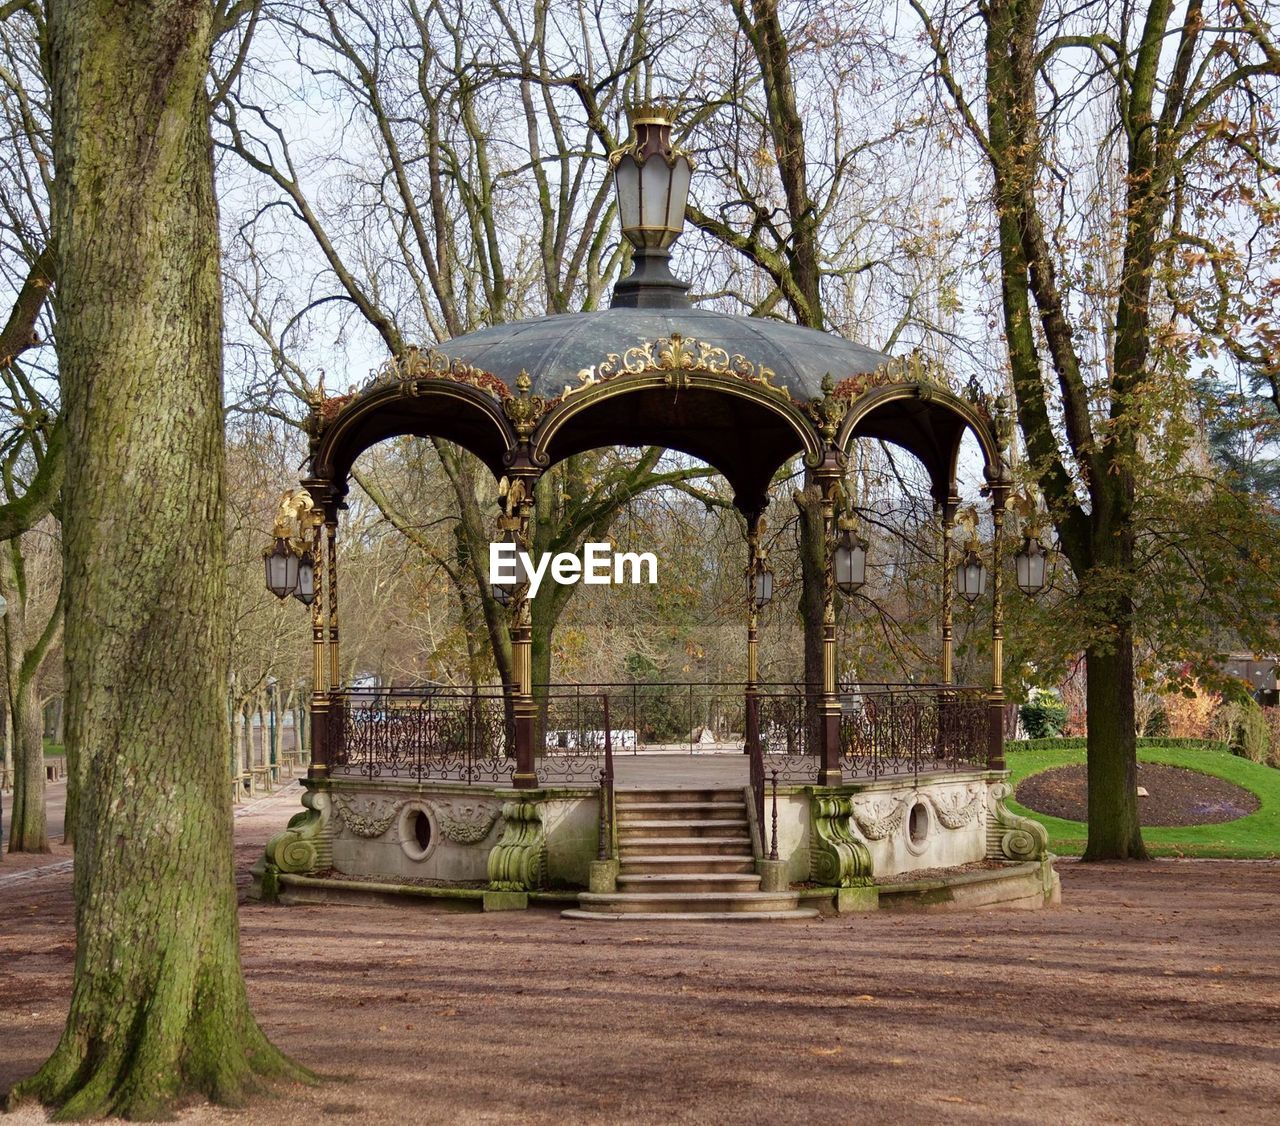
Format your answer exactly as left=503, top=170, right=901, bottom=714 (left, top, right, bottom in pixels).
left=755, top=858, right=789, bottom=893
left=483, top=889, right=529, bottom=912
left=248, top=857, right=279, bottom=903
left=835, top=885, right=879, bottom=913
left=878, top=859, right=1059, bottom=911
left=588, top=859, right=619, bottom=894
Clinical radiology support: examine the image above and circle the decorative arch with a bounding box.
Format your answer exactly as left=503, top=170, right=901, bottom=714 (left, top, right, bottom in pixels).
left=530, top=371, right=824, bottom=513
left=310, top=379, right=516, bottom=501
left=836, top=382, right=1005, bottom=501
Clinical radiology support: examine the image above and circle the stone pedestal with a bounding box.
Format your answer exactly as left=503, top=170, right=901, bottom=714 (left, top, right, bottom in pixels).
left=836, top=886, right=879, bottom=913
left=483, top=890, right=529, bottom=911
left=755, top=858, right=789, bottom=893
left=589, top=858, right=619, bottom=893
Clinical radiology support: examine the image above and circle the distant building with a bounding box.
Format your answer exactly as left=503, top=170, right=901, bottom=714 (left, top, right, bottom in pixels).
left=1222, top=655, right=1279, bottom=706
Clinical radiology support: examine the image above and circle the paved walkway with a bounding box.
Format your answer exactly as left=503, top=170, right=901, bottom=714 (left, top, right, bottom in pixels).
left=0, top=781, right=304, bottom=890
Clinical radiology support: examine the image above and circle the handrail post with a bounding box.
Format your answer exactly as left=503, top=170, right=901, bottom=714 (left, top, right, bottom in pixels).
left=769, top=768, right=779, bottom=862
left=746, top=686, right=763, bottom=853
left=597, top=693, right=614, bottom=862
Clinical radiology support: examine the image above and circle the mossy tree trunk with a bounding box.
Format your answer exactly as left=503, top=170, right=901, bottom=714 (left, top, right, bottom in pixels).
left=8, top=0, right=308, bottom=1116
left=2, top=531, right=61, bottom=855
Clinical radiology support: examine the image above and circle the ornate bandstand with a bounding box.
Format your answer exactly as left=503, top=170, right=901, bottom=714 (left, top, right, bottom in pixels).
left=254, top=107, right=1057, bottom=919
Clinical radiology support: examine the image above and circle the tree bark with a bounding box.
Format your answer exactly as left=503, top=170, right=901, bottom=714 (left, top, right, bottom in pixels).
left=2, top=541, right=48, bottom=854
left=9, top=0, right=307, bottom=1115
left=5, top=665, right=47, bottom=853
left=1083, top=637, right=1145, bottom=859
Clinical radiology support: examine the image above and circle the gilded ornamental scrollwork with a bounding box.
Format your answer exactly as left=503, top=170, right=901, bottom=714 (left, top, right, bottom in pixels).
left=829, top=350, right=951, bottom=403
left=502, top=370, right=550, bottom=440
left=564, top=332, right=790, bottom=399
left=364, top=344, right=512, bottom=400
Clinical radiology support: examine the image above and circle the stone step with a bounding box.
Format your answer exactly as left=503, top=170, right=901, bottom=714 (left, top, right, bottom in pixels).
left=617, top=873, right=762, bottom=893
left=562, top=908, right=820, bottom=923
left=617, top=836, right=754, bottom=856
left=618, top=819, right=749, bottom=839
left=620, top=855, right=756, bottom=875
left=615, top=788, right=745, bottom=804
left=574, top=890, right=805, bottom=914
left=616, top=801, right=746, bottom=821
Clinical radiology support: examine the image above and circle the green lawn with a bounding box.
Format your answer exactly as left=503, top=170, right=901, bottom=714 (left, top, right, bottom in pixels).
left=1006, top=745, right=1280, bottom=859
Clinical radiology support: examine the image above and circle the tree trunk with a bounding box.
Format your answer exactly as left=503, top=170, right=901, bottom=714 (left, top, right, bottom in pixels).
left=1082, top=636, right=1147, bottom=859
left=2, top=541, right=48, bottom=854
left=9, top=0, right=306, bottom=1115
left=6, top=667, right=47, bottom=854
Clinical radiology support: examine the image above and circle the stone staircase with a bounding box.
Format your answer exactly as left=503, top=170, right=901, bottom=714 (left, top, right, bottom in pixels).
left=561, top=787, right=819, bottom=922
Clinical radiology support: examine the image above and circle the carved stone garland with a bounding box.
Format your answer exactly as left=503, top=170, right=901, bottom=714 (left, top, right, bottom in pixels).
left=332, top=794, right=400, bottom=839
left=433, top=800, right=501, bottom=845
left=926, top=788, right=983, bottom=830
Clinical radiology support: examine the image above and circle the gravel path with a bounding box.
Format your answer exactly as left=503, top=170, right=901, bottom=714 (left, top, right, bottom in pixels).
left=2, top=787, right=1278, bottom=1124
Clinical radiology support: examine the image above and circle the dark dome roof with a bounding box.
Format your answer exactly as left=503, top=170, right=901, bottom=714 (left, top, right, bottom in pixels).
left=435, top=306, right=891, bottom=401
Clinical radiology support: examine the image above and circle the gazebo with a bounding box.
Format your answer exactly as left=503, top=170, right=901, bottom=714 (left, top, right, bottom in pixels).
left=254, top=107, right=1056, bottom=919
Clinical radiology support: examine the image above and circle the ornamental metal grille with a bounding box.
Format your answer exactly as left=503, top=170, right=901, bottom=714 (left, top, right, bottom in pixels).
left=333, top=689, right=514, bottom=784
left=838, top=685, right=989, bottom=781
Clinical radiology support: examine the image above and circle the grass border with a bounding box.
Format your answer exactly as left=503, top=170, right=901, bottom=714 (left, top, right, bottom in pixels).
left=1006, top=745, right=1280, bottom=859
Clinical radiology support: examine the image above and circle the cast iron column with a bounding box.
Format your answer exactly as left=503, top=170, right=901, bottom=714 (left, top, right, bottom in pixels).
left=325, top=513, right=343, bottom=770
left=744, top=511, right=764, bottom=830
left=509, top=469, right=540, bottom=789
left=817, top=464, right=843, bottom=786
left=988, top=485, right=1008, bottom=771
left=306, top=513, right=328, bottom=778
left=940, top=496, right=958, bottom=686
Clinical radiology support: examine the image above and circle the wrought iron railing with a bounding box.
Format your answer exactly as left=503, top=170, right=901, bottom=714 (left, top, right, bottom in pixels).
left=538, top=682, right=747, bottom=755
left=332, top=687, right=513, bottom=784
left=327, top=681, right=990, bottom=790
left=837, top=684, right=989, bottom=780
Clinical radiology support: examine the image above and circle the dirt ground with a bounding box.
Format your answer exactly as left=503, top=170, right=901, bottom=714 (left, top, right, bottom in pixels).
left=1017, top=763, right=1260, bottom=826
left=2, top=784, right=1279, bottom=1125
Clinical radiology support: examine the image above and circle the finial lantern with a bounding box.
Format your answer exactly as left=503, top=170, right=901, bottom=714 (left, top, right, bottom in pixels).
left=609, top=104, right=694, bottom=309
left=612, top=105, right=692, bottom=250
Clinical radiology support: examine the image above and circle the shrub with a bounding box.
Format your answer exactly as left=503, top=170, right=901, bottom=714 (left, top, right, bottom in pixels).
left=1218, top=697, right=1271, bottom=764
left=1143, top=707, right=1170, bottom=738
left=1019, top=689, right=1068, bottom=739
left=1007, top=736, right=1231, bottom=753
left=1264, top=707, right=1280, bottom=769
left=1163, top=683, right=1221, bottom=739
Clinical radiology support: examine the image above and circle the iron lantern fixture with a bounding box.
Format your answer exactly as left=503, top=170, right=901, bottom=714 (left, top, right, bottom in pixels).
left=264, top=533, right=300, bottom=600
left=955, top=537, right=987, bottom=603
left=492, top=537, right=532, bottom=607
left=749, top=553, right=774, bottom=611
left=609, top=103, right=695, bottom=309
left=834, top=518, right=868, bottom=595
left=263, top=489, right=322, bottom=603
left=294, top=547, right=317, bottom=605
left=1015, top=533, right=1048, bottom=596
left=612, top=104, right=692, bottom=249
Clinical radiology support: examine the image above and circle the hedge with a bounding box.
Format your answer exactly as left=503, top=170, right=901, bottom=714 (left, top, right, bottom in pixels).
left=1007, top=736, right=1231, bottom=754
